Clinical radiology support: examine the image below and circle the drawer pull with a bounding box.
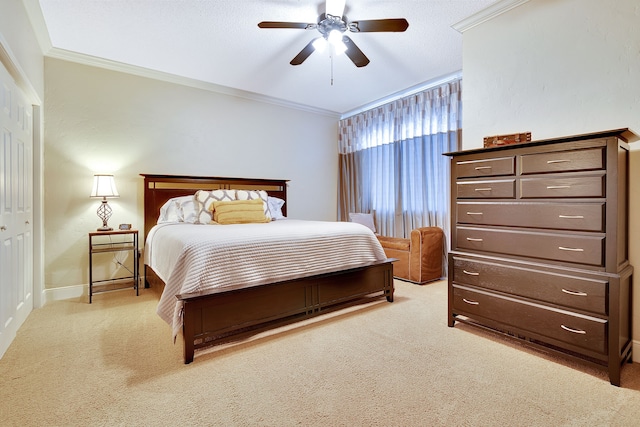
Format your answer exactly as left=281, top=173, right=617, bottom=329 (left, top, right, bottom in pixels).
left=466, top=237, right=484, bottom=242
left=561, top=288, right=588, bottom=297
left=462, top=298, right=479, bottom=305
left=465, top=212, right=483, bottom=215
left=561, top=325, right=587, bottom=335
left=547, top=159, right=571, bottom=164
left=474, top=166, right=492, bottom=170
left=463, top=270, right=479, bottom=276
left=474, top=187, right=492, bottom=192
left=558, top=246, right=584, bottom=252
left=547, top=185, right=571, bottom=189
left=558, top=215, right=585, bottom=219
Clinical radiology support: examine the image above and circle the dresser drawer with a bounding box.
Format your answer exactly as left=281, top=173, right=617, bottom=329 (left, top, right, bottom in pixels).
left=520, top=147, right=605, bottom=174
left=456, top=226, right=604, bottom=266
left=456, top=180, right=515, bottom=199
left=456, top=202, right=604, bottom=231
left=456, top=157, right=514, bottom=178
left=452, top=285, right=607, bottom=354
left=451, top=256, right=607, bottom=314
left=520, top=175, right=605, bottom=199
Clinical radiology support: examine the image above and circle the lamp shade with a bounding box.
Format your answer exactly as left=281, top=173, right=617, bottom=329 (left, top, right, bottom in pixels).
left=90, top=174, right=119, bottom=198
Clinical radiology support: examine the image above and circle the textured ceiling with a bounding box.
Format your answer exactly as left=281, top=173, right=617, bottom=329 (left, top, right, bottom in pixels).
left=34, top=0, right=497, bottom=115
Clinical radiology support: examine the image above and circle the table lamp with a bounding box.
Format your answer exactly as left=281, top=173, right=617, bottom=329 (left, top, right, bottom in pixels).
left=90, top=174, right=119, bottom=231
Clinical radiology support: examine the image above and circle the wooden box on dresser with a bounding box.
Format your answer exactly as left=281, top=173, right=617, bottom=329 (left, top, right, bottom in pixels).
left=445, top=129, right=638, bottom=386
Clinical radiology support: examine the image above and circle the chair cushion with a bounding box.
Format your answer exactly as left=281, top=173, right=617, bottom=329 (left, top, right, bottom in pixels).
left=376, top=235, right=410, bottom=251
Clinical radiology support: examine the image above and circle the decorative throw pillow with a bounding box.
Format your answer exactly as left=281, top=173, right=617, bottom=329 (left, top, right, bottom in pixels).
left=212, top=199, right=269, bottom=224
left=235, top=189, right=272, bottom=221
left=349, top=212, right=376, bottom=233
left=194, top=189, right=236, bottom=224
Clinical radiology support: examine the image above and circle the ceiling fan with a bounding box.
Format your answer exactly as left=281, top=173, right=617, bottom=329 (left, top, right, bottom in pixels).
left=258, top=0, right=409, bottom=68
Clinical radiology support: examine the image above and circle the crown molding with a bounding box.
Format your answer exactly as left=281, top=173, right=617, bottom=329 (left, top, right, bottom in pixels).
left=21, top=0, right=53, bottom=53
left=0, top=32, right=41, bottom=104
left=452, top=0, right=531, bottom=33
left=45, top=47, right=341, bottom=119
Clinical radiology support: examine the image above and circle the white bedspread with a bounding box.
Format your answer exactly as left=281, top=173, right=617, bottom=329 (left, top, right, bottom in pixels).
left=144, top=220, right=387, bottom=337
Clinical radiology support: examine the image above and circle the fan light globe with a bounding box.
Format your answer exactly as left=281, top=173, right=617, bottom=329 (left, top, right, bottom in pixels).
left=328, top=29, right=343, bottom=45
left=312, top=37, right=327, bottom=52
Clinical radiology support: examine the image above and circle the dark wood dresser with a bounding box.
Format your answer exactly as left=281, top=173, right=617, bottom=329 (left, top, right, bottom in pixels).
left=445, top=129, right=637, bottom=386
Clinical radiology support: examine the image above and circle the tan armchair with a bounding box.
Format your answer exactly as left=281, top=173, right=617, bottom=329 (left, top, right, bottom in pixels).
left=376, top=227, right=444, bottom=284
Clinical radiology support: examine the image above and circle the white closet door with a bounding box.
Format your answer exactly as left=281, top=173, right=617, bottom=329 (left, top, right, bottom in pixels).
left=0, top=60, right=33, bottom=359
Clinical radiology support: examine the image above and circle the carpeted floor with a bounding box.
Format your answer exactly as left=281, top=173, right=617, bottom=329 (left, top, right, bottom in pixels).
left=2, top=279, right=640, bottom=426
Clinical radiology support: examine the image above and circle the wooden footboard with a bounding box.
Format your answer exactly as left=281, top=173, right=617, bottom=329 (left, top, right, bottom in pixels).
left=149, top=259, right=394, bottom=363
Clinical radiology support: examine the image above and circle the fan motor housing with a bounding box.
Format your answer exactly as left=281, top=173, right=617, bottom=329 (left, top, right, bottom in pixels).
left=317, top=14, right=347, bottom=37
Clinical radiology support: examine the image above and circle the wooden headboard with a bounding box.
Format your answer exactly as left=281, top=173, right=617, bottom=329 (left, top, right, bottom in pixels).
left=141, top=174, right=289, bottom=240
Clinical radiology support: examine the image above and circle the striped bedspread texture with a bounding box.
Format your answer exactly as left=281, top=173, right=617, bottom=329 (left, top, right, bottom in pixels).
left=144, top=219, right=387, bottom=338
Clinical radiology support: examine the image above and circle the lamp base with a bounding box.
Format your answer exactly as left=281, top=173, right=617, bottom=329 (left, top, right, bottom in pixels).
left=97, top=226, right=113, bottom=232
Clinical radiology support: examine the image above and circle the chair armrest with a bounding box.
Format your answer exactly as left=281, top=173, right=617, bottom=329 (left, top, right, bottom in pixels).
left=409, top=227, right=444, bottom=283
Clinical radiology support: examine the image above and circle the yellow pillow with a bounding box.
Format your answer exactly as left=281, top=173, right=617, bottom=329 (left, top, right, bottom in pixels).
left=211, top=199, right=269, bottom=224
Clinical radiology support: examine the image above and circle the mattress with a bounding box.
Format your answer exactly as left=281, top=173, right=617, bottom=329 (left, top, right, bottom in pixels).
left=144, top=219, right=387, bottom=337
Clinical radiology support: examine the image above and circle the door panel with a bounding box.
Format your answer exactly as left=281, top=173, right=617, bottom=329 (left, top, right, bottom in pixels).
left=0, top=60, right=33, bottom=359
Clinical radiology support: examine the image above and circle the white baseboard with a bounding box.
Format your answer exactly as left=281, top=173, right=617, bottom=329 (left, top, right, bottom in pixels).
left=44, top=284, right=86, bottom=303
left=43, top=277, right=146, bottom=303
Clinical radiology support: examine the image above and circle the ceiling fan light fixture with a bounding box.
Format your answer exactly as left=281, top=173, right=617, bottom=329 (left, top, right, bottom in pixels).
left=327, top=29, right=343, bottom=45
left=333, top=39, right=348, bottom=55
left=258, top=0, right=409, bottom=67
left=312, top=37, right=327, bottom=52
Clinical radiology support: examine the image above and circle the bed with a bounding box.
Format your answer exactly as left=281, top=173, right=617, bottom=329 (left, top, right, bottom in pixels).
left=141, top=174, right=395, bottom=363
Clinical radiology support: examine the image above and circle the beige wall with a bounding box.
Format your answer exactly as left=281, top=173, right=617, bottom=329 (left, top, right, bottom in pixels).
left=44, top=58, right=339, bottom=294
left=461, top=0, right=640, bottom=351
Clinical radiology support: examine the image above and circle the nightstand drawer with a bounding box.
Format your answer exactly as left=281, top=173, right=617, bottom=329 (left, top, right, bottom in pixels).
left=456, top=180, right=515, bottom=199
left=451, top=256, right=607, bottom=314
left=520, top=175, right=605, bottom=198
left=456, top=226, right=604, bottom=266
left=453, top=285, right=607, bottom=354
left=520, top=147, right=605, bottom=174
left=455, top=157, right=515, bottom=178
left=456, top=202, right=604, bottom=231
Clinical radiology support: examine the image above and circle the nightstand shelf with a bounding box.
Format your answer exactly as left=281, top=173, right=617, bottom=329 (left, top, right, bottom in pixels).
left=88, top=229, right=139, bottom=303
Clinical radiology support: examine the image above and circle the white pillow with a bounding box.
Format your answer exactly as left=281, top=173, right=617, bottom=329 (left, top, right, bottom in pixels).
left=158, top=195, right=197, bottom=224
left=179, top=198, right=198, bottom=223
left=267, top=196, right=286, bottom=220
left=349, top=212, right=376, bottom=233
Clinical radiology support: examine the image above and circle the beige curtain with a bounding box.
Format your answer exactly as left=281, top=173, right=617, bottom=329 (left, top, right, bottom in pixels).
left=338, top=78, right=461, bottom=240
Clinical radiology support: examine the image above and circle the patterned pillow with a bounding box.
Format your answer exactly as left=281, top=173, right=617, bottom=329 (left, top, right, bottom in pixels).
left=235, top=189, right=272, bottom=221
left=194, top=189, right=236, bottom=224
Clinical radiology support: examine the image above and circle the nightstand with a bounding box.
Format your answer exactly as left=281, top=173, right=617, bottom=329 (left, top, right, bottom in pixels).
left=88, top=229, right=139, bottom=303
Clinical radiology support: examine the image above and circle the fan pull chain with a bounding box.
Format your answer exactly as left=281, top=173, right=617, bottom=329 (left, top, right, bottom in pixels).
left=330, top=53, right=335, bottom=86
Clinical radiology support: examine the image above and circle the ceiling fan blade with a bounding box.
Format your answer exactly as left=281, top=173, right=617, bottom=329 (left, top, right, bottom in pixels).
left=290, top=38, right=319, bottom=65
left=350, top=18, right=409, bottom=33
left=326, top=0, right=346, bottom=17
left=258, top=21, right=315, bottom=29
left=342, top=36, right=370, bottom=67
